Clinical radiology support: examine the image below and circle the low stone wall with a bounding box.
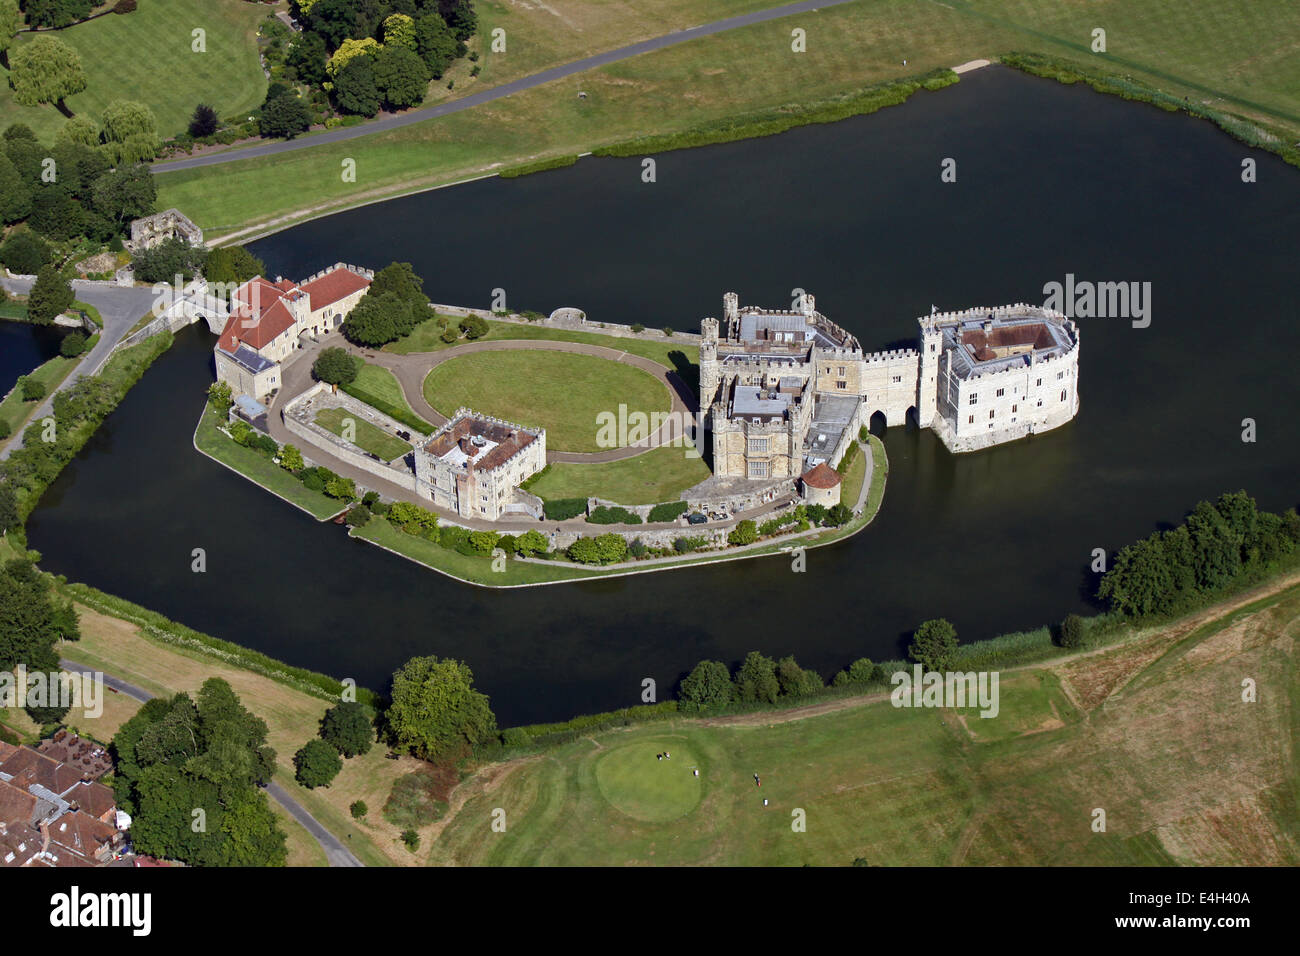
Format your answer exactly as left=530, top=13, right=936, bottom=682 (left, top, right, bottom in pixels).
left=282, top=383, right=420, bottom=492
left=428, top=302, right=702, bottom=346
left=683, top=478, right=796, bottom=516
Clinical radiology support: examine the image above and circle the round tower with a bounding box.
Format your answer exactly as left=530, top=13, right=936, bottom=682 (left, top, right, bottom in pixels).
left=699, top=316, right=721, bottom=410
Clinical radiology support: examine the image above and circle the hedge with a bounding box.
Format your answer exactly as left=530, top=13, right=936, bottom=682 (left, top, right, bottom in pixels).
left=588, top=505, right=641, bottom=525
left=647, top=501, right=688, bottom=523
left=543, top=497, right=587, bottom=521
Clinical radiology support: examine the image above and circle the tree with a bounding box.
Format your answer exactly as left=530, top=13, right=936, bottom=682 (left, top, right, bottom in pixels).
left=0, top=151, right=29, bottom=223
left=59, top=330, right=87, bottom=357
left=9, top=36, right=87, bottom=112
left=259, top=92, right=312, bottom=140
left=312, top=346, right=360, bottom=385
left=278, top=443, right=304, bottom=472
left=319, top=701, right=373, bottom=757
left=99, top=100, right=158, bottom=164
left=386, top=656, right=497, bottom=762
left=345, top=504, right=371, bottom=527
left=326, top=36, right=381, bottom=79
left=1059, top=613, right=1085, bottom=649
left=324, top=476, right=356, bottom=501
left=0, top=558, right=79, bottom=677
left=131, top=236, right=206, bottom=283
left=18, top=376, right=44, bottom=401
left=204, top=245, right=265, bottom=285
left=0, top=0, right=20, bottom=70
left=29, top=186, right=83, bottom=241
left=54, top=115, right=99, bottom=147
left=826, top=503, right=852, bottom=527
left=679, top=660, right=733, bottom=707
left=440, top=0, right=478, bottom=42
left=459, top=314, right=488, bottom=339
left=350, top=800, right=367, bottom=819
left=734, top=651, right=779, bottom=704
left=513, top=529, right=547, bottom=557
left=334, top=56, right=381, bottom=117
left=0, top=230, right=48, bottom=274
left=286, top=31, right=328, bottom=86
left=343, top=291, right=406, bottom=346
left=373, top=44, right=430, bottom=110
left=293, top=738, right=342, bottom=788
left=22, top=0, right=94, bottom=29
left=776, top=655, right=822, bottom=697
left=728, top=519, right=758, bottom=546
left=206, top=380, right=233, bottom=412
left=0, top=483, right=17, bottom=536
left=908, top=618, right=958, bottom=672
left=383, top=13, right=418, bottom=50
left=188, top=103, right=219, bottom=139
left=415, top=12, right=460, bottom=77
left=27, top=264, right=74, bottom=325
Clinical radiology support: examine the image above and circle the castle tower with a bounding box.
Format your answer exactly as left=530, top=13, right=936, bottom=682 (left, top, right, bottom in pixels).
left=723, top=292, right=739, bottom=336
left=916, top=315, right=942, bottom=428
left=699, top=316, right=721, bottom=409
left=801, top=291, right=816, bottom=319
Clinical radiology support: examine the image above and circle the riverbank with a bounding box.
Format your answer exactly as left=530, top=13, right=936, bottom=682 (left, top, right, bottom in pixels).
left=156, top=0, right=1300, bottom=244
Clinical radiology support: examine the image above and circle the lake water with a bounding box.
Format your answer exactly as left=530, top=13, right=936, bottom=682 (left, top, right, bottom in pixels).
left=26, top=67, right=1300, bottom=725
left=1, top=321, right=61, bottom=398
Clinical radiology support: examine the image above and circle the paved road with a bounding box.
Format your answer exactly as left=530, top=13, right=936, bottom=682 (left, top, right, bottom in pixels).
left=0, top=278, right=159, bottom=460
left=59, top=657, right=365, bottom=868
left=152, top=0, right=863, bottom=173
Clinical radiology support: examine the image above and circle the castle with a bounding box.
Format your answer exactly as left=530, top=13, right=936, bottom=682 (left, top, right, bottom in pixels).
left=413, top=409, right=548, bottom=520
left=214, top=263, right=374, bottom=402
left=700, top=293, right=1080, bottom=481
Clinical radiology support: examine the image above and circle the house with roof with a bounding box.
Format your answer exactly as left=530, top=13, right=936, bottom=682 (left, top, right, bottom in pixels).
left=214, top=262, right=374, bottom=402
left=0, top=736, right=125, bottom=868
left=413, top=409, right=548, bottom=520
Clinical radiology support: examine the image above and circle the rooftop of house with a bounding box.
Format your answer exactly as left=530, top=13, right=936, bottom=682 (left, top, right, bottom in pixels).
left=218, top=265, right=372, bottom=356
left=939, top=311, right=1075, bottom=379
left=425, top=414, right=539, bottom=472
left=730, top=384, right=793, bottom=421
left=801, top=462, right=842, bottom=489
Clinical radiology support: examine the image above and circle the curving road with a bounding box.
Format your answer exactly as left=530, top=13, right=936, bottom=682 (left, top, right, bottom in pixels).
left=59, top=657, right=364, bottom=868
left=152, top=0, right=863, bottom=173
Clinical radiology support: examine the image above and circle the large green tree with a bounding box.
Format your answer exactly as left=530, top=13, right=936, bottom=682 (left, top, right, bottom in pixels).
left=293, top=738, right=342, bottom=788
left=908, top=618, right=958, bottom=672
left=0, top=151, right=31, bottom=224
left=334, top=56, right=381, bottom=117
left=373, top=43, right=429, bottom=109
left=99, top=100, right=159, bottom=165
left=27, top=264, right=74, bottom=325
left=0, top=0, right=21, bottom=70
left=9, top=36, right=87, bottom=112
left=320, top=701, right=374, bottom=757
left=679, top=659, right=733, bottom=707
left=204, top=245, right=265, bottom=285
left=91, top=164, right=156, bottom=226
left=386, top=655, right=496, bottom=762
left=312, top=346, right=360, bottom=385
left=259, top=91, right=312, bottom=140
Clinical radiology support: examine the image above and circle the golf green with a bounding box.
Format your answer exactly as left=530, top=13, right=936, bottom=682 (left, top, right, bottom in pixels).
left=594, top=739, right=703, bottom=823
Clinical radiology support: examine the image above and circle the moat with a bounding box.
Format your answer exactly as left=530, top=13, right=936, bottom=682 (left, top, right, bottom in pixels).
left=25, top=67, right=1300, bottom=725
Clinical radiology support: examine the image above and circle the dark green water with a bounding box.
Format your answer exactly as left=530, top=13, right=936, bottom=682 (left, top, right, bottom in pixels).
left=1, top=321, right=61, bottom=397
left=26, top=68, right=1300, bottom=724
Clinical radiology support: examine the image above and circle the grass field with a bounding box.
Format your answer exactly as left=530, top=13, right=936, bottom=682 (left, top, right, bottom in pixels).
left=0, top=346, right=96, bottom=439
left=158, top=0, right=1300, bottom=240
left=839, top=440, right=867, bottom=508
left=427, top=577, right=1300, bottom=865
left=314, top=406, right=412, bottom=461
left=193, top=406, right=342, bottom=520
left=387, top=319, right=699, bottom=373
left=344, top=362, right=435, bottom=432
left=0, top=0, right=267, bottom=142
left=48, top=601, right=415, bottom=868
left=525, top=445, right=710, bottom=505
left=422, top=350, right=671, bottom=453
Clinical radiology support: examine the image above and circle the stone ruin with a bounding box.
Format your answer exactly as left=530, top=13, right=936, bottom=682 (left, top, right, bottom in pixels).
left=127, top=208, right=204, bottom=253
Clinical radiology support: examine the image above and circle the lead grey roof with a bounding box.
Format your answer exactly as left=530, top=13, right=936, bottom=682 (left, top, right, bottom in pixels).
left=230, top=344, right=275, bottom=374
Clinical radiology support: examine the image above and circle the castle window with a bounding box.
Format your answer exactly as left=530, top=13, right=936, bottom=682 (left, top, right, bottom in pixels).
left=988, top=410, right=995, bottom=420
left=1037, top=399, right=1043, bottom=407
left=748, top=437, right=769, bottom=455
left=996, top=388, right=1004, bottom=397
left=969, top=393, right=978, bottom=405
left=967, top=415, right=974, bottom=424
left=838, top=366, right=845, bottom=376
left=1011, top=404, right=1018, bottom=413
left=1058, top=371, right=1065, bottom=380
left=837, top=380, right=847, bottom=390
left=1060, top=390, right=1067, bottom=402
left=1036, top=377, right=1042, bottom=387
left=892, top=375, right=902, bottom=384
left=748, top=460, right=769, bottom=478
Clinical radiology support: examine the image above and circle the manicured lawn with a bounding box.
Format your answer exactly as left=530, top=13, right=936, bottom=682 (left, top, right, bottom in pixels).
left=344, top=362, right=434, bottom=432
left=193, top=407, right=342, bottom=520
left=422, top=350, right=670, bottom=453
left=525, top=445, right=709, bottom=505
left=429, top=580, right=1300, bottom=865
left=160, top=0, right=1300, bottom=239
left=314, top=406, right=413, bottom=461
left=388, top=319, right=699, bottom=375
left=0, top=0, right=267, bottom=142
left=839, top=440, right=867, bottom=510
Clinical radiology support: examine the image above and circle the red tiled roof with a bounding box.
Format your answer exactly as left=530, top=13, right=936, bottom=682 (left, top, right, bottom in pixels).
left=299, top=267, right=370, bottom=310
left=801, top=462, right=842, bottom=489
left=217, top=298, right=298, bottom=353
